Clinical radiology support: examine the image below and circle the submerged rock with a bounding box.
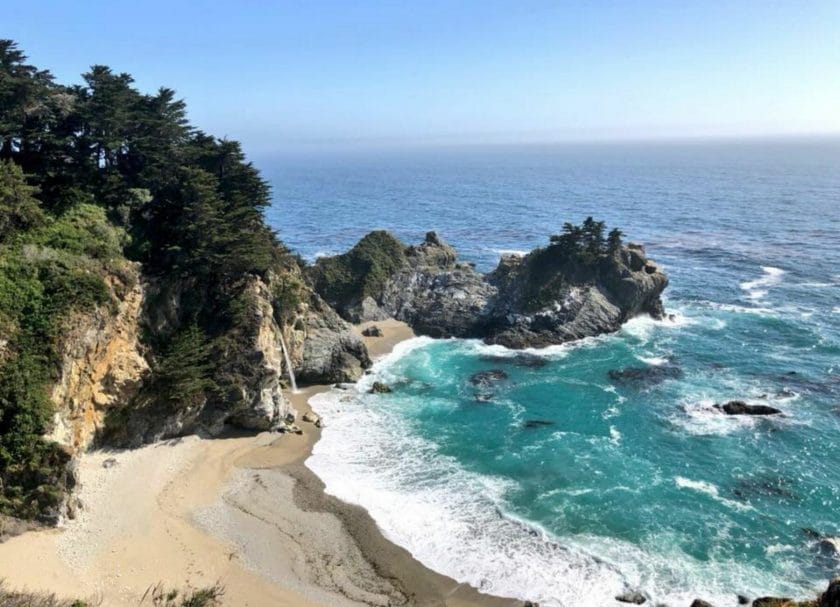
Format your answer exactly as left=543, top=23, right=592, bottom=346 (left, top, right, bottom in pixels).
left=369, top=381, right=392, bottom=394
left=607, top=365, right=683, bottom=384
left=479, top=353, right=548, bottom=368
left=715, top=401, right=782, bottom=416
left=523, top=419, right=555, bottom=429
left=752, top=598, right=795, bottom=607
left=469, top=369, right=509, bottom=387
left=616, top=591, right=647, bottom=604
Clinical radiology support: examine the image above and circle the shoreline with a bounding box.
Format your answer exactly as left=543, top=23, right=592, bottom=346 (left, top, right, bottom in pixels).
left=0, top=319, right=523, bottom=607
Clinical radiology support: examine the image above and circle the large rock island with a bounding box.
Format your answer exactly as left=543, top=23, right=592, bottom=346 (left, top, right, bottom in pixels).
left=307, top=220, right=668, bottom=348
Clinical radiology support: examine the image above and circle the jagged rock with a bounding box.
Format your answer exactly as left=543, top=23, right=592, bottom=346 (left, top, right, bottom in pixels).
left=616, top=590, right=647, bottom=604
left=817, top=537, right=840, bottom=556
left=752, top=598, right=795, bottom=607
left=608, top=365, right=683, bottom=384
left=690, top=600, right=715, bottom=607
left=302, top=411, right=322, bottom=427
left=297, top=291, right=371, bottom=384
left=48, top=263, right=149, bottom=452
left=362, top=325, right=384, bottom=337
left=480, top=353, right=548, bottom=368
left=715, top=401, right=782, bottom=416
left=523, top=419, right=554, bottom=429
left=469, top=369, right=509, bottom=387
left=308, top=231, right=668, bottom=349
left=369, top=382, right=392, bottom=394
left=821, top=577, right=840, bottom=607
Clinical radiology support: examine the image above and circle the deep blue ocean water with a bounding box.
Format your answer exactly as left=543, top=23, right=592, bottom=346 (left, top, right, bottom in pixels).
left=261, top=140, right=840, bottom=606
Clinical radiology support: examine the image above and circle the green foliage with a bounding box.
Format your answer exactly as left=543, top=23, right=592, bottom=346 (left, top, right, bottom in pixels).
left=308, top=230, right=406, bottom=308
left=271, top=273, right=305, bottom=323
left=0, top=580, right=94, bottom=607
left=0, top=160, right=46, bottom=241
left=525, top=217, right=623, bottom=311
left=25, top=202, right=127, bottom=262
left=142, top=582, right=225, bottom=607
left=152, top=324, right=216, bottom=406
left=0, top=251, right=109, bottom=519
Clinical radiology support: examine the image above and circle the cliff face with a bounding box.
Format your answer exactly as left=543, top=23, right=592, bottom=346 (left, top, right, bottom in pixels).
left=309, top=231, right=668, bottom=348
left=47, top=264, right=148, bottom=452
left=45, top=262, right=369, bottom=452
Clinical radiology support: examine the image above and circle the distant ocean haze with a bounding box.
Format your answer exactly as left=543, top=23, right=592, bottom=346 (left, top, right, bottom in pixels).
left=266, top=140, right=840, bottom=606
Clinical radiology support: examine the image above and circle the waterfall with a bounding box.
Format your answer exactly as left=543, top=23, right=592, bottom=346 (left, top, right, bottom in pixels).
left=277, top=331, right=298, bottom=393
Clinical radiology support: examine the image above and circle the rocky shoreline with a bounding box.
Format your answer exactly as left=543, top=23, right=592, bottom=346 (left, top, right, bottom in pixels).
left=308, top=229, right=668, bottom=348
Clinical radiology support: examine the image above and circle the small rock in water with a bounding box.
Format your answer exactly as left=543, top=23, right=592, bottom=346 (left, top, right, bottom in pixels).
left=822, top=577, right=840, bottom=607
left=474, top=392, right=494, bottom=403
left=102, top=457, right=118, bottom=469
left=737, top=596, right=750, bottom=605
left=690, top=600, right=715, bottom=607
left=607, top=366, right=682, bottom=385
left=362, top=325, right=384, bottom=337
left=752, top=598, right=797, bottom=607
left=479, top=353, right=548, bottom=369
left=714, top=401, right=782, bottom=416
left=369, top=381, right=392, bottom=394
left=523, top=419, right=555, bottom=429
left=469, top=369, right=509, bottom=387
left=615, top=591, right=647, bottom=604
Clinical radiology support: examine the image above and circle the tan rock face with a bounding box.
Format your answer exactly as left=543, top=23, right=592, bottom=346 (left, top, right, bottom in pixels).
left=47, top=264, right=149, bottom=452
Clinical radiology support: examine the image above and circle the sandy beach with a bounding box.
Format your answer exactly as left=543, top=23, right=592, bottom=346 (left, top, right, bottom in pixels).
left=0, top=320, right=522, bottom=607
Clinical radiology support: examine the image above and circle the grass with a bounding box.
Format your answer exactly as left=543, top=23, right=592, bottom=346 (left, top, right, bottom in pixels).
left=0, top=580, right=225, bottom=607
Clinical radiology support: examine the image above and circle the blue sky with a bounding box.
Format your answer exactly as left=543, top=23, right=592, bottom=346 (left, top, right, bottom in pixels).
left=8, top=1, right=840, bottom=151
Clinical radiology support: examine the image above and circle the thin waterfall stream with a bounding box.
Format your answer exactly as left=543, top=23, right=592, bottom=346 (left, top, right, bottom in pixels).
left=277, top=332, right=298, bottom=392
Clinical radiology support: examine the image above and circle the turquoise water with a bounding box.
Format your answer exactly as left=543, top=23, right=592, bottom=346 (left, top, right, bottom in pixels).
left=264, top=140, right=840, bottom=606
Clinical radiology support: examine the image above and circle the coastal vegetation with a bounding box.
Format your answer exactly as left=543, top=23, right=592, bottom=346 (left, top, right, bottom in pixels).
left=0, top=39, right=293, bottom=520
left=306, top=230, right=406, bottom=312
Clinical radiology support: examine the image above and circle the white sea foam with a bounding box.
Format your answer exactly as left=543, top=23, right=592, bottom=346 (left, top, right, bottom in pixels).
left=674, top=477, right=753, bottom=512
left=833, top=307, right=840, bottom=315
left=740, top=266, right=785, bottom=300
left=636, top=355, right=670, bottom=366
left=620, top=311, right=692, bottom=341
left=308, top=388, right=630, bottom=606
left=492, top=248, right=529, bottom=257
left=306, top=340, right=807, bottom=607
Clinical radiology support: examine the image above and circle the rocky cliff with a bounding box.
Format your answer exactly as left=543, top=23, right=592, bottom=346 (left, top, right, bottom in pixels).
left=308, top=230, right=668, bottom=348
left=46, top=262, right=368, bottom=453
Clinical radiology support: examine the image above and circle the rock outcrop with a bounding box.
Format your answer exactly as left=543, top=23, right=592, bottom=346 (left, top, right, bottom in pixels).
left=308, top=230, right=668, bottom=348
left=47, top=264, right=149, bottom=452
left=715, top=401, right=783, bottom=416
left=104, top=268, right=369, bottom=446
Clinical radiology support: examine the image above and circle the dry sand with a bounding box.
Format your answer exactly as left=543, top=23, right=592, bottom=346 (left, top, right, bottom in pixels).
left=0, top=320, right=524, bottom=607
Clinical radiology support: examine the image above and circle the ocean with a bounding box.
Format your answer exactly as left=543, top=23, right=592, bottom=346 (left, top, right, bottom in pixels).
left=260, top=139, right=840, bottom=606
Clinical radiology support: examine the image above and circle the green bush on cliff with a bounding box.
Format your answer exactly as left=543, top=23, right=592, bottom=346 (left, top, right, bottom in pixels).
left=307, top=230, right=405, bottom=309
left=522, top=217, right=624, bottom=311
